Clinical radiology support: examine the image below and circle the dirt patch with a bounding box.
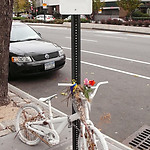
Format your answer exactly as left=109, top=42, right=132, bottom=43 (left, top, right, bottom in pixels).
left=0, top=101, right=19, bottom=123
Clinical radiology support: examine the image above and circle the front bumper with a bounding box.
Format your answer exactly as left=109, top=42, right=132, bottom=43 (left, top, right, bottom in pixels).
left=9, top=55, right=65, bottom=77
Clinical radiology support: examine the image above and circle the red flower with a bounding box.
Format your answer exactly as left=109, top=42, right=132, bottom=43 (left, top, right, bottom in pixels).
left=89, top=80, right=95, bottom=86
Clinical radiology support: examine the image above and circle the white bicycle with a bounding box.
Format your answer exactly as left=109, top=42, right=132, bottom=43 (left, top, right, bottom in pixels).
left=15, top=81, right=109, bottom=150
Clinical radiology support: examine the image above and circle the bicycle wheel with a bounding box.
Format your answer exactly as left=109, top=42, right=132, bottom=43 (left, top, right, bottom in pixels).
left=16, top=105, right=44, bottom=145
left=78, top=125, right=108, bottom=150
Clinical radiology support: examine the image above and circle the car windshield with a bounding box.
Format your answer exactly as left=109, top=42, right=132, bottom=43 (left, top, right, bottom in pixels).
left=10, top=24, right=41, bottom=42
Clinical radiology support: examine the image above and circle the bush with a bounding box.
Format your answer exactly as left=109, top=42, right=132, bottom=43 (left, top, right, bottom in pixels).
left=137, top=20, right=143, bottom=26
left=13, top=17, right=26, bottom=20
left=80, top=18, right=90, bottom=23
left=118, top=20, right=123, bottom=25
left=123, top=21, right=131, bottom=26
left=131, top=21, right=137, bottom=26
left=132, top=17, right=150, bottom=21
left=132, top=10, right=149, bottom=17
left=48, top=19, right=64, bottom=24
left=106, top=19, right=112, bottom=24
left=101, top=19, right=106, bottom=24
left=111, top=19, right=118, bottom=25
left=143, top=20, right=150, bottom=27
left=21, top=19, right=64, bottom=24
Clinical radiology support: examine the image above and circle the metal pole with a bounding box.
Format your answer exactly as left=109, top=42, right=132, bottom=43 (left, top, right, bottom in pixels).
left=71, top=15, right=81, bottom=150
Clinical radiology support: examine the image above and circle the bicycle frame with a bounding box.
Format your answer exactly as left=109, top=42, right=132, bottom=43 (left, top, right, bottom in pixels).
left=24, top=97, right=81, bottom=145
left=23, top=81, right=108, bottom=148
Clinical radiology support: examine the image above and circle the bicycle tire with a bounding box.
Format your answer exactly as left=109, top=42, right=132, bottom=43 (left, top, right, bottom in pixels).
left=78, top=125, right=108, bottom=150
left=16, top=104, right=44, bottom=145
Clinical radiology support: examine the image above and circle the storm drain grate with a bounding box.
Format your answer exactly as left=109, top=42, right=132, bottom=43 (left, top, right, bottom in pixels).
left=123, top=125, right=150, bottom=150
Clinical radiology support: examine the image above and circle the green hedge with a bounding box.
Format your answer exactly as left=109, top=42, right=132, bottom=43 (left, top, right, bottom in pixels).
left=21, top=19, right=64, bottom=24
left=13, top=17, right=26, bottom=20
left=132, top=17, right=150, bottom=21
left=64, top=18, right=90, bottom=23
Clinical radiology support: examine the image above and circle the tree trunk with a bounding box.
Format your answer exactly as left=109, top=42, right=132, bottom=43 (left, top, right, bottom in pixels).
left=0, top=0, right=13, bottom=106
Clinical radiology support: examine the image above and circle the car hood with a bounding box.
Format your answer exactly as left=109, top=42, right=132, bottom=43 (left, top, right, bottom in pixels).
left=10, top=40, right=61, bottom=56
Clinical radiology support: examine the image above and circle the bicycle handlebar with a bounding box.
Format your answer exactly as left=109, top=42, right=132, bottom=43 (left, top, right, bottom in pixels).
left=90, top=81, right=108, bottom=100
left=58, top=81, right=108, bottom=100
left=58, top=83, right=74, bottom=87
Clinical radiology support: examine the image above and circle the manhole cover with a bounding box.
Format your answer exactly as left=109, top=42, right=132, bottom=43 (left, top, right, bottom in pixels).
left=123, top=125, right=150, bottom=150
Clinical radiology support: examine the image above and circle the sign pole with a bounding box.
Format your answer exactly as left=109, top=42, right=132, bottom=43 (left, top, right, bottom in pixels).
left=71, top=15, right=81, bottom=150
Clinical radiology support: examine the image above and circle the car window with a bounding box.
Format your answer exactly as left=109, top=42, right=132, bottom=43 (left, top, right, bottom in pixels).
left=10, top=24, right=41, bottom=42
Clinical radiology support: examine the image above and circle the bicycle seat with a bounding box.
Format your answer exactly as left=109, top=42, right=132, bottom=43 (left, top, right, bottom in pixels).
left=39, top=94, right=57, bottom=102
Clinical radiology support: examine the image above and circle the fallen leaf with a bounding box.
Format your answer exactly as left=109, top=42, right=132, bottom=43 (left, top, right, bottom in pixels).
left=61, top=92, right=68, bottom=96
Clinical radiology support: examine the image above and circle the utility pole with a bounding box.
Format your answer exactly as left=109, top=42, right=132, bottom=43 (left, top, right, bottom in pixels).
left=71, top=15, right=81, bottom=149
left=60, top=1, right=92, bottom=149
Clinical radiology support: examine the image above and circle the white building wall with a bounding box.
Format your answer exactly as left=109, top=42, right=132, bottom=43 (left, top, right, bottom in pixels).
left=44, top=0, right=60, bottom=5
left=36, top=0, right=43, bottom=7
left=36, top=0, right=60, bottom=7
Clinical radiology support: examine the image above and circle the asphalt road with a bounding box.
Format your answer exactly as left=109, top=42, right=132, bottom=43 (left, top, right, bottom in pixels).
left=10, top=25, right=150, bottom=142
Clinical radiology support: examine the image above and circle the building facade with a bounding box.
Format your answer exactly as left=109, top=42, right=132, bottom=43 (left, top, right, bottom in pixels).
left=35, top=0, right=150, bottom=19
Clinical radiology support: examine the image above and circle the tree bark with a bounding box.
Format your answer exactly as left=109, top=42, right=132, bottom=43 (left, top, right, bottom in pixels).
left=0, top=0, right=13, bottom=106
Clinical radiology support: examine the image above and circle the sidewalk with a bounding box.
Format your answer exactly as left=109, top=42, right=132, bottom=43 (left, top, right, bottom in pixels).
left=0, top=84, right=132, bottom=150
left=26, top=22, right=150, bottom=35
left=0, top=84, right=72, bottom=150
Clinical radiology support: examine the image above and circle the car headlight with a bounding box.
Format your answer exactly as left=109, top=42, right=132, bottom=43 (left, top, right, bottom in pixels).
left=11, top=56, right=32, bottom=63
left=58, top=49, right=64, bottom=57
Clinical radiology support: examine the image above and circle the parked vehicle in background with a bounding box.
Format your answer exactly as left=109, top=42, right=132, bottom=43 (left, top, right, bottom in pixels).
left=35, top=15, right=55, bottom=22
left=64, top=15, right=88, bottom=21
left=9, top=22, right=65, bottom=79
left=21, top=14, right=33, bottom=19
left=111, top=18, right=125, bottom=22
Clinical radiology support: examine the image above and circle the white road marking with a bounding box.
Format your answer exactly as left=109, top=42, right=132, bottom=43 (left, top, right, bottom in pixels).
left=65, top=37, right=97, bottom=42
left=63, top=46, right=150, bottom=65
left=127, top=34, right=150, bottom=38
left=31, top=26, right=68, bottom=30
left=95, top=34, right=127, bottom=39
left=66, top=58, right=150, bottom=80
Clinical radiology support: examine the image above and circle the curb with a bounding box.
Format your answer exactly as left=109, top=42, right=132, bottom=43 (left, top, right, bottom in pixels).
left=26, top=22, right=150, bottom=35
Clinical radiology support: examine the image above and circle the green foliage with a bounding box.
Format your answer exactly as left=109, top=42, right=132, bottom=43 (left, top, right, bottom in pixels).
left=64, top=18, right=90, bottom=23
left=117, top=0, right=142, bottom=19
left=83, top=86, right=93, bottom=100
left=132, top=17, right=150, bottom=20
left=93, top=0, right=105, bottom=14
left=132, top=9, right=149, bottom=17
left=48, top=19, right=64, bottom=24
left=13, top=0, right=32, bottom=14
left=13, top=17, right=26, bottom=20
left=21, top=19, right=64, bottom=24
left=80, top=18, right=91, bottom=23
